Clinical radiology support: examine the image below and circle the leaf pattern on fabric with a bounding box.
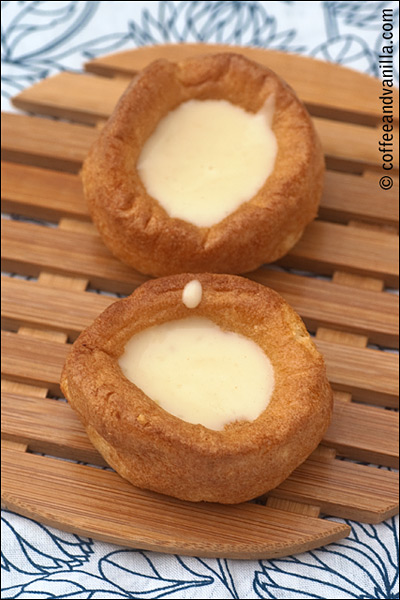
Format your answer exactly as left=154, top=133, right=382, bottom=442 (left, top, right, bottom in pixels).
left=2, top=570, right=130, bottom=599
left=99, top=551, right=214, bottom=597
left=253, top=518, right=399, bottom=599
left=311, top=34, right=377, bottom=73
left=1, top=513, right=93, bottom=575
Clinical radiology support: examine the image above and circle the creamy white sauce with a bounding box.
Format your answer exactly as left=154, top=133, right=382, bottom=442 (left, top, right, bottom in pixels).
left=118, top=316, right=275, bottom=431
left=137, top=98, right=277, bottom=227
left=182, top=280, right=202, bottom=308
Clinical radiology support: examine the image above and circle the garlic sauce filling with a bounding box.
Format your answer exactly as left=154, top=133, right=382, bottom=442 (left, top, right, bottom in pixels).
left=137, top=97, right=277, bottom=227
left=118, top=316, right=275, bottom=431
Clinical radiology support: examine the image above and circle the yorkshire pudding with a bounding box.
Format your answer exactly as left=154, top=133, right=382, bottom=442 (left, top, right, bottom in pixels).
left=61, top=273, right=332, bottom=504
left=82, top=53, right=325, bottom=277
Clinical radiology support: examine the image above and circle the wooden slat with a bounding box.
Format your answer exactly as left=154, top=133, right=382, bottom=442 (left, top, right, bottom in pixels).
left=11, top=73, right=397, bottom=173
left=332, top=270, right=385, bottom=292
left=323, top=398, right=399, bottom=468
left=84, top=44, right=399, bottom=126
left=1, top=276, right=113, bottom=339
left=1, top=113, right=96, bottom=173
left=1, top=331, right=69, bottom=395
left=3, top=388, right=397, bottom=467
left=320, top=171, right=399, bottom=228
left=1, top=379, right=47, bottom=398
left=279, top=221, right=398, bottom=287
left=266, top=498, right=320, bottom=518
left=12, top=72, right=129, bottom=125
left=18, top=326, right=66, bottom=344
left=2, top=219, right=398, bottom=292
left=1, top=395, right=398, bottom=523
left=37, top=271, right=88, bottom=292
left=1, top=162, right=88, bottom=222
left=2, top=393, right=104, bottom=465
left=269, top=457, right=398, bottom=523
left=1, top=276, right=112, bottom=340
left=250, top=271, right=398, bottom=348
left=1, top=326, right=397, bottom=408
left=316, top=327, right=368, bottom=349
left=2, top=268, right=398, bottom=348
left=313, top=117, right=398, bottom=173
left=3, top=162, right=399, bottom=230
left=314, top=338, right=398, bottom=406
left=1, top=448, right=349, bottom=559
left=1, top=218, right=147, bottom=293
left=1, top=440, right=28, bottom=453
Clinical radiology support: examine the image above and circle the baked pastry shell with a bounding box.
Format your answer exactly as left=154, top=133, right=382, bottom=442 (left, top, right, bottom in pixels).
left=61, top=273, right=332, bottom=504
left=82, top=53, right=325, bottom=276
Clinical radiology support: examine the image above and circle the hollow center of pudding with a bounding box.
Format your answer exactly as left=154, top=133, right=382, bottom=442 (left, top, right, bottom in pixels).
left=118, top=316, right=274, bottom=431
left=137, top=98, right=277, bottom=228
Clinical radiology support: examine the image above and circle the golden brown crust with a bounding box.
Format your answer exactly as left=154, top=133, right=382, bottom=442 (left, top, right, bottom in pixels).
left=61, top=273, right=332, bottom=503
left=82, top=53, right=325, bottom=276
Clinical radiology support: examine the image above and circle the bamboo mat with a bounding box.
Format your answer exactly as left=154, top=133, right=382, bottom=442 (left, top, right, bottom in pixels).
left=1, top=43, right=399, bottom=559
